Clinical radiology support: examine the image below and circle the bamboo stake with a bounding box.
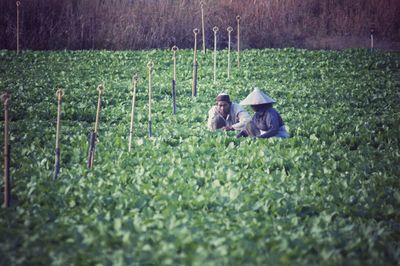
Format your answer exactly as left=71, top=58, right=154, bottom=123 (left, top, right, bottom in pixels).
left=370, top=25, right=375, bottom=51
left=370, top=32, right=374, bottom=51
left=128, top=74, right=138, bottom=152
left=200, top=1, right=206, bottom=53
left=192, top=28, right=199, bottom=97
left=16, top=1, right=20, bottom=54
left=236, top=15, right=241, bottom=68
left=213, top=26, right=219, bottom=84
left=87, top=84, right=104, bottom=168
left=171, top=45, right=178, bottom=114
left=227, top=26, right=233, bottom=79
left=94, top=85, right=103, bottom=134
left=1, top=93, right=11, bottom=208
left=53, top=89, right=64, bottom=180
left=147, top=61, right=154, bottom=137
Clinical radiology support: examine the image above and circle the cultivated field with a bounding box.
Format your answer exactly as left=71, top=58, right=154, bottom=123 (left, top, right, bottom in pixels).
left=0, top=48, right=399, bottom=265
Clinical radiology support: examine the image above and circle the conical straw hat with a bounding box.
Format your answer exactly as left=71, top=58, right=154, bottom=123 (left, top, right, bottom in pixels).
left=240, top=88, right=276, bottom=105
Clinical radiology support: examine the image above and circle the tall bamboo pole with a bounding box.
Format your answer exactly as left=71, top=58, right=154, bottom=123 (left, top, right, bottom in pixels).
left=128, top=74, right=138, bottom=152
left=192, top=28, right=199, bottom=97
left=227, top=26, right=233, bottom=79
left=171, top=46, right=178, bottom=114
left=1, top=93, right=11, bottom=208
left=200, top=1, right=206, bottom=53
left=236, top=15, right=241, bottom=68
left=16, top=1, right=20, bottom=54
left=94, top=85, right=103, bottom=134
left=87, top=84, right=104, bottom=168
left=370, top=25, right=375, bottom=51
left=147, top=61, right=154, bottom=137
left=53, top=89, right=64, bottom=180
left=213, top=26, right=219, bottom=84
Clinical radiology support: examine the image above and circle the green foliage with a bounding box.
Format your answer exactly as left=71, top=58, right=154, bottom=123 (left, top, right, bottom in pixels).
left=0, top=48, right=399, bottom=265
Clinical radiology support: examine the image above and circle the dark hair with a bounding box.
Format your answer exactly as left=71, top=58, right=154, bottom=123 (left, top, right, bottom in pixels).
left=215, top=94, right=231, bottom=103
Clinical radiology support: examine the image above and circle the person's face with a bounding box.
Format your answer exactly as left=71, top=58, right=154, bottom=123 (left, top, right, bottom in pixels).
left=217, top=101, right=230, bottom=116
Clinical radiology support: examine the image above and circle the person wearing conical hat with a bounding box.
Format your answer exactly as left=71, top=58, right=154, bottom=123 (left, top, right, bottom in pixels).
left=237, top=88, right=289, bottom=138
left=207, top=92, right=251, bottom=131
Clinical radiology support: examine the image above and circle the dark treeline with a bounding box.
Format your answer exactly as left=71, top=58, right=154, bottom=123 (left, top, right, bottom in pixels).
left=1, top=0, right=399, bottom=50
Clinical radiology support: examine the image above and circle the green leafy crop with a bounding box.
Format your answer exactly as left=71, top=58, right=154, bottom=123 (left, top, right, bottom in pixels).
left=0, top=48, right=399, bottom=265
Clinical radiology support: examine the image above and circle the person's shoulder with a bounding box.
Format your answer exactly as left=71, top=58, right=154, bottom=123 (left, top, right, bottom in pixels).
left=208, top=105, right=217, bottom=114
left=268, top=107, right=282, bottom=116
left=271, top=107, right=281, bottom=113
left=231, top=102, right=245, bottom=110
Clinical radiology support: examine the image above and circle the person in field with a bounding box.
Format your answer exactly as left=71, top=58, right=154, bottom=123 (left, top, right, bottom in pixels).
left=207, top=92, right=251, bottom=131
left=236, top=88, right=289, bottom=138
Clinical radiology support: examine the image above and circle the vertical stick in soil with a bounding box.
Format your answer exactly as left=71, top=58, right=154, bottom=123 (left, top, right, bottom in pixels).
left=370, top=25, right=375, bottom=51
left=16, top=1, right=20, bottom=54
left=128, top=74, right=138, bottom=152
left=53, top=89, right=64, bottom=180
left=87, top=85, right=104, bottom=168
left=192, top=29, right=199, bottom=97
left=236, top=15, right=241, bottom=68
left=227, top=26, right=233, bottom=79
left=1, top=93, right=11, bottom=208
left=200, top=1, right=206, bottom=53
left=213, top=26, right=219, bottom=84
left=172, top=46, right=178, bottom=114
left=147, top=61, right=154, bottom=137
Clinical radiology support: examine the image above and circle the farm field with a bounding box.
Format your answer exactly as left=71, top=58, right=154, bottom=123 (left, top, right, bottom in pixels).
left=0, top=48, right=399, bottom=265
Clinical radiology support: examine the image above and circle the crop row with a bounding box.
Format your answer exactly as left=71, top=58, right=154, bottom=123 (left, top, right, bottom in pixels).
left=0, top=48, right=399, bottom=265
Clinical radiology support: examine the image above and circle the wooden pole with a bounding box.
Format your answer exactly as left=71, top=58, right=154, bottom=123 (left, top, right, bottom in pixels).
left=192, top=28, right=199, bottom=97
left=53, top=89, right=64, bottom=180
left=171, top=46, right=178, bottom=114
left=236, top=15, right=241, bottom=68
left=370, top=33, right=374, bottom=50
left=128, top=74, right=138, bottom=152
left=87, top=84, right=104, bottom=168
left=94, top=85, right=104, bottom=134
left=370, top=25, right=375, bottom=51
left=147, top=61, right=154, bottom=137
left=213, top=26, right=219, bottom=84
left=1, top=93, right=11, bottom=208
left=200, top=1, right=206, bottom=53
left=16, top=1, right=20, bottom=54
left=227, top=26, right=233, bottom=79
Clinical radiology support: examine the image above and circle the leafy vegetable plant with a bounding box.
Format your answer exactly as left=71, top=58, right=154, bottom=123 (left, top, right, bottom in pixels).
left=0, top=48, right=399, bottom=265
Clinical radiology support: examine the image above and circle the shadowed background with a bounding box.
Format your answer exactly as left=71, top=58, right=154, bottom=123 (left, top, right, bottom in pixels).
left=1, top=0, right=400, bottom=50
